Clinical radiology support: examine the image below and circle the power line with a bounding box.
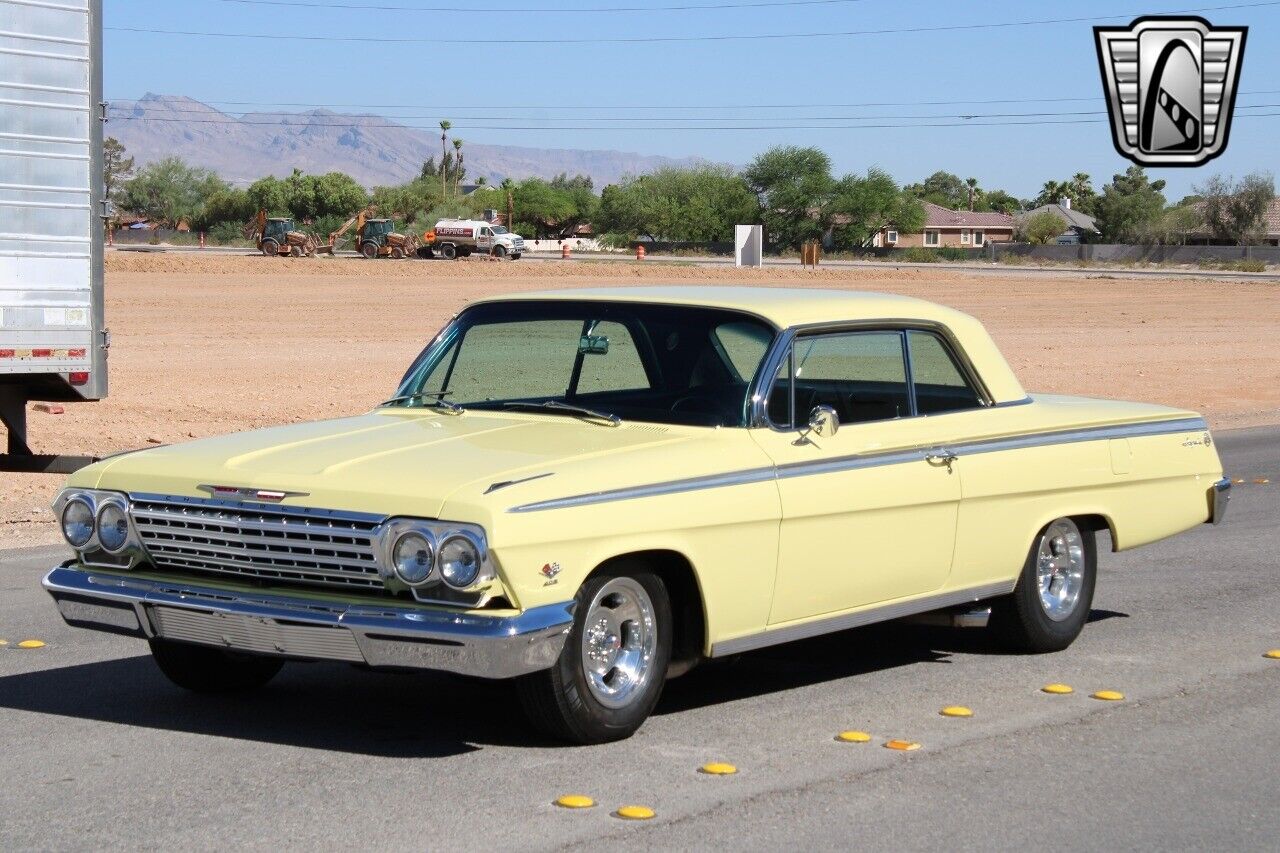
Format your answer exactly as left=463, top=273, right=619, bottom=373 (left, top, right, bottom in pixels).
left=104, top=1, right=1280, bottom=45
left=213, top=0, right=869, bottom=11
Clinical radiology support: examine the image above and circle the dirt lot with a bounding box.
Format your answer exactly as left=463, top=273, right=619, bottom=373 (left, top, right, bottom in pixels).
left=3, top=253, right=1277, bottom=547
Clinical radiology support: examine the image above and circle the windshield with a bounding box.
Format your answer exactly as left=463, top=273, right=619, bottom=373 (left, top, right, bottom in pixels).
left=394, top=300, right=776, bottom=427
left=491, top=226, right=509, bottom=235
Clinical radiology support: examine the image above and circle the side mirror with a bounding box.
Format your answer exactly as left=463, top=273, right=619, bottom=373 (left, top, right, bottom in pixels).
left=807, top=404, right=839, bottom=437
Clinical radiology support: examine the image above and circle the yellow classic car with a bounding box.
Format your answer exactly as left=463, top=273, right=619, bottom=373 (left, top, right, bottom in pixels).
left=44, top=286, right=1230, bottom=743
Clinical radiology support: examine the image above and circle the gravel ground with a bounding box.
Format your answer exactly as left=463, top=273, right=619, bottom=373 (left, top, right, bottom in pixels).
left=2, top=254, right=1277, bottom=547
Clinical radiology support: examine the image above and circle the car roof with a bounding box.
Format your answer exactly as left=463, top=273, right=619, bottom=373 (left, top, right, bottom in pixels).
left=474, top=285, right=957, bottom=329
left=469, top=285, right=1027, bottom=404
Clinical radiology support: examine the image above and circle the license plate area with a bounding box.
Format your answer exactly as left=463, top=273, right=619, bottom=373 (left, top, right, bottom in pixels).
left=149, top=606, right=364, bottom=662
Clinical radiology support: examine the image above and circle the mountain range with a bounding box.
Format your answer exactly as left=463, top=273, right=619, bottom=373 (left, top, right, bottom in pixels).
left=108, top=94, right=705, bottom=189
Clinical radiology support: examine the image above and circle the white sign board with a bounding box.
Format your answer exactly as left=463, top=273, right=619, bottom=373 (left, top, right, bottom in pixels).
left=735, top=225, right=763, bottom=268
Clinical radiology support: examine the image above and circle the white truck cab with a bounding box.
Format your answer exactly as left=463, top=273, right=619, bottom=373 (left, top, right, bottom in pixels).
left=429, top=219, right=525, bottom=260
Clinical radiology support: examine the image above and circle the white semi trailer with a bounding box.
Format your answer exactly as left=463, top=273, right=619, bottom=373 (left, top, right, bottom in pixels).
left=0, top=0, right=105, bottom=472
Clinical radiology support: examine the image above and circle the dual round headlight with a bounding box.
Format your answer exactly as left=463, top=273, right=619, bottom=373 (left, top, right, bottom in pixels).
left=61, top=498, right=95, bottom=548
left=59, top=493, right=132, bottom=554
left=389, top=529, right=483, bottom=590
left=97, top=502, right=130, bottom=553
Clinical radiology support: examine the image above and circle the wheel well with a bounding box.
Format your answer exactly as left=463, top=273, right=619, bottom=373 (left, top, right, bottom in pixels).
left=591, top=550, right=705, bottom=673
left=1072, top=513, right=1116, bottom=552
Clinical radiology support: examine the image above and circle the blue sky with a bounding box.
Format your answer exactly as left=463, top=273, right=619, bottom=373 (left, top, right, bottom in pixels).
left=103, top=0, right=1280, bottom=200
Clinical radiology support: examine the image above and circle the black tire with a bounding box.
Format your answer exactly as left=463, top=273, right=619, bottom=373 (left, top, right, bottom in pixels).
left=517, top=563, right=672, bottom=744
left=390, top=246, right=405, bottom=259
left=440, top=243, right=457, bottom=260
left=290, top=244, right=303, bottom=258
left=989, top=517, right=1096, bottom=653
left=459, top=247, right=472, bottom=257
left=510, top=253, right=521, bottom=260
left=148, top=639, right=284, bottom=693
left=360, top=241, right=379, bottom=259
left=492, top=244, right=507, bottom=259
left=260, top=239, right=279, bottom=257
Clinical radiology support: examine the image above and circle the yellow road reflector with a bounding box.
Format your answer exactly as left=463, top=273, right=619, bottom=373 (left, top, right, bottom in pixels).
left=1232, top=478, right=1245, bottom=484
left=0, top=639, right=8, bottom=646
left=16, top=640, right=45, bottom=649
left=699, top=763, right=737, bottom=775
left=1042, top=683, right=1074, bottom=694
left=1091, top=690, right=1125, bottom=701
left=615, top=805, right=655, bottom=820
left=555, top=795, right=595, bottom=809
left=940, top=706, right=973, bottom=717
left=836, top=730, right=872, bottom=743
left=1263, top=649, right=1280, bottom=660
left=884, top=739, right=921, bottom=751
left=1255, top=478, right=1271, bottom=485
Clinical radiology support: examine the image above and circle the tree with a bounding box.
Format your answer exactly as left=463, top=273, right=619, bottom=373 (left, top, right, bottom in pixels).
left=452, top=138, right=464, bottom=194
left=511, top=178, right=579, bottom=238
left=1196, top=172, right=1275, bottom=244
left=102, top=137, right=134, bottom=206
left=904, top=171, right=968, bottom=209
left=1022, top=210, right=1065, bottom=245
left=117, top=157, right=227, bottom=226
left=978, top=189, right=1022, bottom=215
left=438, top=120, right=452, bottom=199
left=1032, top=174, right=1098, bottom=216
left=827, top=168, right=924, bottom=250
left=596, top=166, right=756, bottom=242
left=195, top=187, right=254, bottom=230
left=965, top=177, right=981, bottom=211
left=419, top=157, right=437, bottom=181
left=246, top=170, right=367, bottom=221
left=743, top=146, right=833, bottom=249
left=1093, top=166, right=1167, bottom=242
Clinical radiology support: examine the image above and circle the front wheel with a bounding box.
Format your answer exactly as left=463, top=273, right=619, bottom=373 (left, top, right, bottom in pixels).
left=492, top=244, right=507, bottom=259
left=517, top=565, right=671, bottom=744
left=989, top=517, right=1096, bottom=653
left=149, top=639, right=284, bottom=693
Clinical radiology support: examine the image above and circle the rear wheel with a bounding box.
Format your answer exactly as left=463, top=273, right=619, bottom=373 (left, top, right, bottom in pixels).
left=518, top=564, right=671, bottom=744
left=440, top=243, right=457, bottom=260
left=360, top=241, right=378, bottom=259
left=260, top=239, right=279, bottom=257
left=149, top=639, right=283, bottom=693
left=989, top=517, right=1096, bottom=653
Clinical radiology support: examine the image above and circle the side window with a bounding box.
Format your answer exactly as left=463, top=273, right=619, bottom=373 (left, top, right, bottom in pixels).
left=770, top=331, right=909, bottom=427
left=575, top=320, right=650, bottom=394
left=907, top=330, right=983, bottom=414
left=712, top=321, right=773, bottom=382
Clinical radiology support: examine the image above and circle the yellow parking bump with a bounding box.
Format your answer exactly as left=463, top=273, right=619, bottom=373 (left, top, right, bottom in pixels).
left=836, top=730, right=872, bottom=743
left=0, top=639, right=8, bottom=646
left=1254, top=478, right=1271, bottom=485
left=883, top=739, right=921, bottom=751
left=1263, top=649, right=1280, bottom=660
left=1232, top=478, right=1245, bottom=484
left=614, top=805, right=656, bottom=820
left=16, top=640, right=45, bottom=649
left=554, top=795, right=595, bottom=809
left=940, top=706, right=973, bottom=718
left=699, top=763, right=737, bottom=776
left=1091, top=690, right=1125, bottom=701
left=1042, top=683, right=1074, bottom=694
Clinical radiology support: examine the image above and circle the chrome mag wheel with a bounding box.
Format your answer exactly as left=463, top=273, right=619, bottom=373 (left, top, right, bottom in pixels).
left=1036, top=518, right=1086, bottom=621
left=579, top=576, right=658, bottom=709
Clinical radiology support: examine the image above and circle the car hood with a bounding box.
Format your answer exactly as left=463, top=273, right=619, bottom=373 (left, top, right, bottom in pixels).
left=80, top=409, right=694, bottom=520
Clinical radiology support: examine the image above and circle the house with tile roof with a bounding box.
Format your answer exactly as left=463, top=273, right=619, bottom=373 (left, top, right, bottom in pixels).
left=871, top=202, right=1015, bottom=249
left=1015, top=200, right=1101, bottom=244
left=1182, top=197, right=1280, bottom=245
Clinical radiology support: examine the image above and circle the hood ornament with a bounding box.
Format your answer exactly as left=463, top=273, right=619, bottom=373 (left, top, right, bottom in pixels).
left=198, top=485, right=309, bottom=503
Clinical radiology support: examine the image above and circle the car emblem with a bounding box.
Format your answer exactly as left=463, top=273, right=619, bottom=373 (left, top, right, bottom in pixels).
left=198, top=485, right=309, bottom=503
left=1094, top=16, right=1247, bottom=167
left=540, top=562, right=562, bottom=585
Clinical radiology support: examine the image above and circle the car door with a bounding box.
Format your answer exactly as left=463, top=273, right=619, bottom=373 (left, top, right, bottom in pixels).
left=478, top=227, right=494, bottom=251
left=750, top=327, right=963, bottom=625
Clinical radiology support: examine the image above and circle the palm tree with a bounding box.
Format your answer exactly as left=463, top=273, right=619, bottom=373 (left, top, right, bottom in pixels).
left=438, top=120, right=451, bottom=199
left=965, top=177, right=981, bottom=211
left=452, top=138, right=464, bottom=195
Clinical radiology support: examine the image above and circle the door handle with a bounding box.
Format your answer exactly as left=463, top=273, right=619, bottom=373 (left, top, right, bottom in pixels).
left=924, top=450, right=958, bottom=470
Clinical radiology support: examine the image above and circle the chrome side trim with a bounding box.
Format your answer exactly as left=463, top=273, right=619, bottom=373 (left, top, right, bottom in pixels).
left=507, top=416, right=1211, bottom=513
left=1210, top=476, right=1231, bottom=525
left=42, top=565, right=574, bottom=679
left=710, top=580, right=1014, bottom=657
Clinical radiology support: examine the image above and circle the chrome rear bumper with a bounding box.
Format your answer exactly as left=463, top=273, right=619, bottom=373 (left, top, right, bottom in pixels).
left=42, top=564, right=573, bottom=679
left=1210, top=477, right=1232, bottom=525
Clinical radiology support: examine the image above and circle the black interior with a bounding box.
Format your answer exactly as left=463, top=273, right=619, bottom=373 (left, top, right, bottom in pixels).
left=768, top=379, right=981, bottom=427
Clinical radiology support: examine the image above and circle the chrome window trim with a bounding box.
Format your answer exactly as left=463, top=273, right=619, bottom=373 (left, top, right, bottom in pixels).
left=748, top=319, right=996, bottom=431
left=507, top=416, right=1210, bottom=513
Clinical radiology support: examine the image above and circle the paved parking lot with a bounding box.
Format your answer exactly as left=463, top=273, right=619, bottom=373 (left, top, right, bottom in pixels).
left=1, top=426, right=1276, bottom=851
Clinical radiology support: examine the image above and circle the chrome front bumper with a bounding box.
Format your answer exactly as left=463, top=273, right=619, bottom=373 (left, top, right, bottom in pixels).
left=42, top=564, right=574, bottom=679
left=1211, top=477, right=1232, bottom=525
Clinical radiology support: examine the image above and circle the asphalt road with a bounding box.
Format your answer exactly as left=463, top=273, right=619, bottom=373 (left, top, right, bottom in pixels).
left=1, top=427, right=1276, bottom=851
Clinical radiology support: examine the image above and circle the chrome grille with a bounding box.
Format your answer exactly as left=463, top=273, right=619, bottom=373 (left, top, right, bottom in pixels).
left=129, top=494, right=387, bottom=593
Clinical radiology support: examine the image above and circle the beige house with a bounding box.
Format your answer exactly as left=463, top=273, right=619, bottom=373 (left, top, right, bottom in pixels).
left=872, top=202, right=1016, bottom=249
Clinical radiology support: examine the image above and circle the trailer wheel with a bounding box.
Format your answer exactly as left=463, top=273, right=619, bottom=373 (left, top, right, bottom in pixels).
left=360, top=241, right=379, bottom=259
left=440, top=243, right=457, bottom=260
left=261, top=239, right=279, bottom=257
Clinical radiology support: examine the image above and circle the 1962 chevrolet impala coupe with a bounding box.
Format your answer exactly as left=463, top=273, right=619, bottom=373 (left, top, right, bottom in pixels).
left=44, top=287, right=1230, bottom=743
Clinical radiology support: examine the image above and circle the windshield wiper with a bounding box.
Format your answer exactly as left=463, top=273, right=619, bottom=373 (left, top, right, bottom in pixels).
left=378, top=391, right=464, bottom=415
left=502, top=400, right=622, bottom=427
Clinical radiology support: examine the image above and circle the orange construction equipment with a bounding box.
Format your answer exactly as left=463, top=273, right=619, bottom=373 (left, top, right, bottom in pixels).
left=328, top=206, right=419, bottom=259
left=244, top=209, right=322, bottom=257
